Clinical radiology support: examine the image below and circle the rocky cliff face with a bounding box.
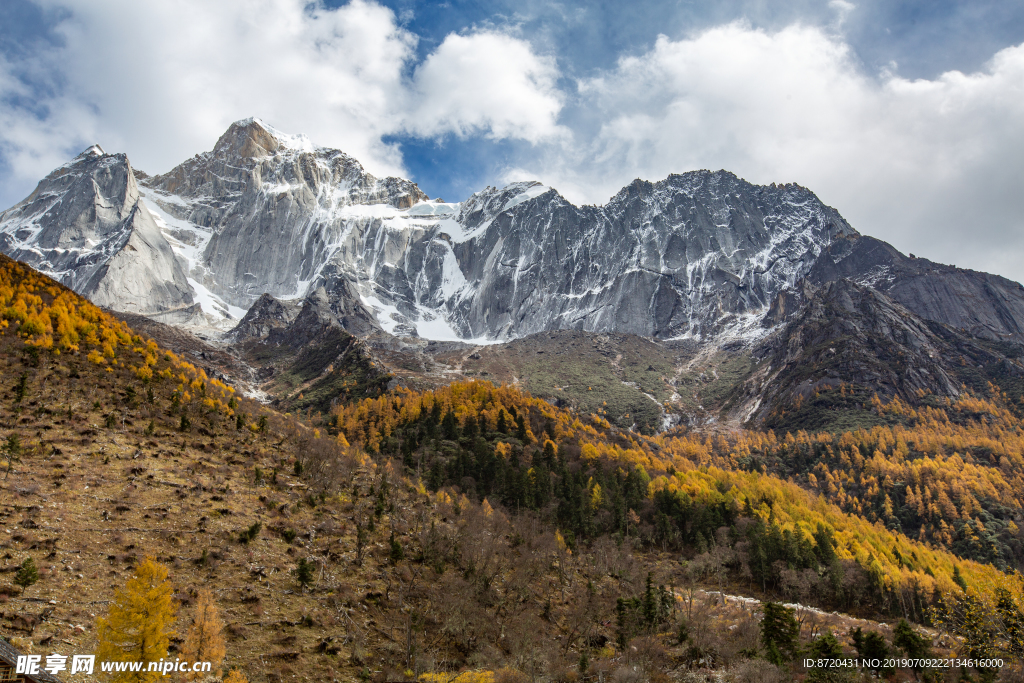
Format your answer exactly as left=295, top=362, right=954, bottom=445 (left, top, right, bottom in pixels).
left=742, top=278, right=1024, bottom=431
left=140, top=118, right=429, bottom=315
left=762, top=279, right=962, bottom=402
left=5, top=118, right=1024, bottom=350
left=441, top=174, right=854, bottom=340
left=128, top=118, right=856, bottom=341
left=227, top=293, right=302, bottom=343
left=0, top=146, right=193, bottom=314
left=807, top=234, right=1024, bottom=343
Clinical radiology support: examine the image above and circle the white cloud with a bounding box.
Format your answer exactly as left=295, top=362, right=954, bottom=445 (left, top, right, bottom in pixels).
left=26, top=0, right=417, bottom=179
left=516, top=23, right=1024, bottom=282
left=3, top=3, right=1023, bottom=285
left=0, top=51, right=104, bottom=189
left=828, top=0, right=856, bottom=29
left=405, top=31, right=565, bottom=143
left=0, top=0, right=562, bottom=204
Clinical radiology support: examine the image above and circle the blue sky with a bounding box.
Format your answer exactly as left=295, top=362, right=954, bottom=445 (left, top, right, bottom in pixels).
left=367, top=0, right=1024, bottom=201
left=1, top=0, right=1023, bottom=282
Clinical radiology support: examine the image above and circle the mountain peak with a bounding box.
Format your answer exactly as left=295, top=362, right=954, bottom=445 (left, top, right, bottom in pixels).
left=212, top=118, right=281, bottom=159
left=58, top=144, right=110, bottom=172
left=78, top=144, right=106, bottom=158
left=213, top=118, right=318, bottom=159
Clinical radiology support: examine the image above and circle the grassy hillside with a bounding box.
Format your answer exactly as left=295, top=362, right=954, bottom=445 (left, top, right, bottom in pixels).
left=2, top=254, right=1023, bottom=682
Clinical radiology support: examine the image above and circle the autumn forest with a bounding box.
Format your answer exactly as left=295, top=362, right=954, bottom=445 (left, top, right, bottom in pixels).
left=2, top=252, right=1024, bottom=683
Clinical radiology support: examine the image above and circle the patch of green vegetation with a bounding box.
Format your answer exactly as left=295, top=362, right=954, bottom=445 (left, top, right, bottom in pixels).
left=763, top=386, right=903, bottom=434
left=672, top=351, right=756, bottom=415
left=518, top=354, right=665, bottom=434
left=286, top=363, right=392, bottom=415
left=702, top=353, right=755, bottom=407
left=291, top=329, right=358, bottom=382
left=247, top=341, right=296, bottom=364
left=270, top=329, right=393, bottom=415
left=616, top=351, right=674, bottom=402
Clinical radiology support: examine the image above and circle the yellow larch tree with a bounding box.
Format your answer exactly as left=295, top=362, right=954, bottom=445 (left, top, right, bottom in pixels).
left=96, top=557, right=177, bottom=683
left=180, top=589, right=226, bottom=679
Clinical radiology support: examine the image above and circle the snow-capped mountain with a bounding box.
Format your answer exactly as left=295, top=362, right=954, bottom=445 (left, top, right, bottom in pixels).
left=0, top=145, right=192, bottom=315
left=438, top=173, right=852, bottom=341
left=142, top=118, right=853, bottom=340
left=4, top=117, right=1024, bottom=344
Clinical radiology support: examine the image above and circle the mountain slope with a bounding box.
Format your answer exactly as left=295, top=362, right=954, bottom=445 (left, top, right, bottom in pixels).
left=1, top=119, right=861, bottom=342
left=139, top=119, right=860, bottom=341
left=745, top=278, right=1024, bottom=433
left=0, top=146, right=193, bottom=315
left=3, top=255, right=1023, bottom=682
left=808, top=234, right=1024, bottom=343
left=141, top=118, right=429, bottom=320
left=442, top=173, right=853, bottom=340
left=7, top=118, right=1024, bottom=351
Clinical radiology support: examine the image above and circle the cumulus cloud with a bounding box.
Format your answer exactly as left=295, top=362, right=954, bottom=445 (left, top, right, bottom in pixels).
left=0, top=0, right=563, bottom=206
left=3, top=2, right=1023, bottom=284
left=515, top=23, right=1024, bottom=282
left=405, top=31, right=565, bottom=143
left=0, top=0, right=418, bottom=190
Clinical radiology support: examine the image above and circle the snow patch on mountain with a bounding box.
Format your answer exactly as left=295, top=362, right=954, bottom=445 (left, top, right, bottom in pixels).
left=187, top=277, right=247, bottom=322
left=253, top=118, right=318, bottom=154
left=2, top=120, right=865, bottom=345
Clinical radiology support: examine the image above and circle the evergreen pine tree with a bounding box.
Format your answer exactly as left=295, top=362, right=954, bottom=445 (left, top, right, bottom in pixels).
left=14, top=556, right=38, bottom=589
left=850, top=627, right=892, bottom=674
left=953, top=565, right=968, bottom=592
left=641, top=573, right=658, bottom=628
left=463, top=414, right=478, bottom=439
left=809, top=630, right=843, bottom=658
left=13, top=373, right=27, bottom=403
left=441, top=410, right=459, bottom=440
left=893, top=619, right=930, bottom=672
left=515, top=414, right=527, bottom=441
left=389, top=531, right=405, bottom=564
left=296, top=558, right=315, bottom=591
left=760, top=602, right=800, bottom=662
left=3, top=434, right=21, bottom=480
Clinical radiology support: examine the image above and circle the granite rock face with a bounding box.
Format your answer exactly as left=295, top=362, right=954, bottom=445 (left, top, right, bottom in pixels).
left=440, top=175, right=854, bottom=340
left=227, top=293, right=301, bottom=343
left=744, top=277, right=1024, bottom=429
left=0, top=146, right=193, bottom=314
left=807, top=235, right=1024, bottom=343
left=140, top=118, right=429, bottom=314
left=6, top=118, right=1024, bottom=348
left=762, top=279, right=961, bottom=404
left=135, top=119, right=856, bottom=341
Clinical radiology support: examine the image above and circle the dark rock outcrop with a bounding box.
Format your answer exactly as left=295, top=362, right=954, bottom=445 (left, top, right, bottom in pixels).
left=227, top=293, right=301, bottom=342
left=272, top=287, right=340, bottom=350
left=747, top=279, right=1024, bottom=430
left=808, top=235, right=1024, bottom=343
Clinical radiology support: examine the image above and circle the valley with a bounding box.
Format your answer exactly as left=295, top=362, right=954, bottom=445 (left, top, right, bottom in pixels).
left=2, top=118, right=1024, bottom=683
